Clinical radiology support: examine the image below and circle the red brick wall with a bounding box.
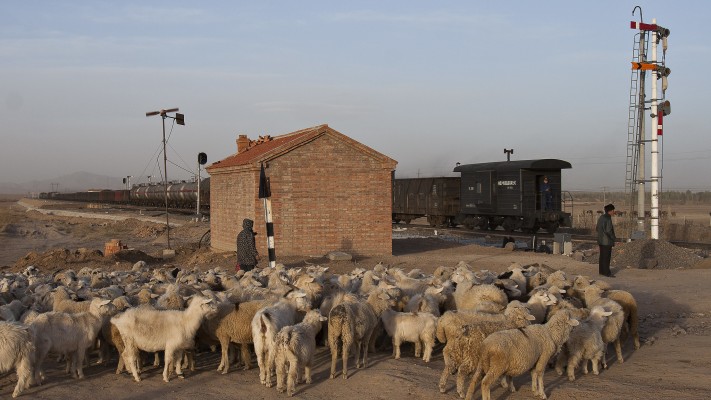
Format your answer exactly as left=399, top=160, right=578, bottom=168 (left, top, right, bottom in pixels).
left=209, top=134, right=394, bottom=256
left=209, top=169, right=257, bottom=253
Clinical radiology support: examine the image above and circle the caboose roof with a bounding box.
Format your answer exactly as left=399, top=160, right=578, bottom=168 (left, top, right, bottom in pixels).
left=453, top=159, right=572, bottom=173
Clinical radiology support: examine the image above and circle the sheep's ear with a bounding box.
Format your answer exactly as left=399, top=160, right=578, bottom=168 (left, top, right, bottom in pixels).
left=319, top=316, right=328, bottom=322
left=294, top=292, right=307, bottom=298
left=568, top=319, right=580, bottom=326
left=151, top=294, right=159, bottom=299
left=203, top=298, right=213, bottom=304
left=602, top=311, right=613, bottom=317
left=98, top=299, right=111, bottom=306
left=526, top=314, right=536, bottom=321
left=378, top=292, right=390, bottom=300
left=434, top=287, right=444, bottom=294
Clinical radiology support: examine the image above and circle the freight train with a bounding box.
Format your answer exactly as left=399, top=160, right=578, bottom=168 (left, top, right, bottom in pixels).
left=392, top=159, right=572, bottom=233
left=40, top=178, right=210, bottom=212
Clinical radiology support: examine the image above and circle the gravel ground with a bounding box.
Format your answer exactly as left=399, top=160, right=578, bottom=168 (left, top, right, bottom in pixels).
left=611, top=239, right=704, bottom=269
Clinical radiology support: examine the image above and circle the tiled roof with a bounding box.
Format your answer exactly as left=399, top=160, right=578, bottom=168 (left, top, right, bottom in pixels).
left=206, top=124, right=396, bottom=171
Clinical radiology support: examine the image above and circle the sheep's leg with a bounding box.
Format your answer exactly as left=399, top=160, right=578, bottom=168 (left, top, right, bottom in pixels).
left=162, top=349, right=174, bottom=382
left=255, top=343, right=267, bottom=385
left=276, top=357, right=287, bottom=393
left=265, top=347, right=275, bottom=387
left=329, top=336, right=339, bottom=379
left=287, top=358, right=298, bottom=396
left=153, top=352, right=161, bottom=367
left=505, top=376, right=516, bottom=392
left=175, top=350, right=185, bottom=378
left=354, top=340, right=363, bottom=369
left=591, top=354, right=601, bottom=375
left=393, top=337, right=402, bottom=359
left=304, top=361, right=312, bottom=384
left=75, top=349, right=86, bottom=379
left=341, top=340, right=351, bottom=379
left=464, top=365, right=483, bottom=400
left=532, top=359, right=548, bottom=400
left=414, top=340, right=422, bottom=358
left=236, top=344, right=250, bottom=370
left=116, top=352, right=126, bottom=374
left=582, top=358, right=590, bottom=375
left=567, top=352, right=582, bottom=382
left=14, top=355, right=32, bottom=398
left=423, top=342, right=433, bottom=362
left=478, top=368, right=503, bottom=400
left=362, top=330, right=374, bottom=368
left=123, top=347, right=141, bottom=382
left=455, top=368, right=468, bottom=398
left=218, top=339, right=229, bottom=373
left=601, top=347, right=608, bottom=369
left=614, top=338, right=624, bottom=364
left=182, top=350, right=194, bottom=371
left=438, top=358, right=452, bottom=393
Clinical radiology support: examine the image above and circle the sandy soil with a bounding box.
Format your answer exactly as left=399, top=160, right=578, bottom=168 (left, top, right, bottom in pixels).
left=1, top=199, right=710, bottom=399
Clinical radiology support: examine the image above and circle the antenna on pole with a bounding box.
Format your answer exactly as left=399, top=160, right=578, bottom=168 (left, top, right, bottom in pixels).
left=504, top=148, right=514, bottom=162
left=145, top=108, right=185, bottom=250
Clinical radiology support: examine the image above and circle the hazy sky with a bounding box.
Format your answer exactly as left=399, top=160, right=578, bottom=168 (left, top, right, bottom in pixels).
left=2, top=1, right=709, bottom=191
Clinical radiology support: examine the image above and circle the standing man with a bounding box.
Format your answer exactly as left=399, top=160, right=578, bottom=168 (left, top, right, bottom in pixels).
left=596, top=204, right=617, bottom=277
left=236, top=218, right=259, bottom=272
left=540, top=176, right=553, bottom=211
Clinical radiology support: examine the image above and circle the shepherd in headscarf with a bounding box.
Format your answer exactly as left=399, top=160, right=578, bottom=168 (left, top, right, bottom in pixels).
left=236, top=218, right=259, bottom=272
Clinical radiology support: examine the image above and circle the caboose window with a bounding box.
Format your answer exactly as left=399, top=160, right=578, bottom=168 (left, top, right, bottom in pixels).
left=476, top=183, right=482, bottom=193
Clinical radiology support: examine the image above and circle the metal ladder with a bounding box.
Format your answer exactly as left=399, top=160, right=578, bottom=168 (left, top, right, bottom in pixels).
left=624, top=31, right=649, bottom=215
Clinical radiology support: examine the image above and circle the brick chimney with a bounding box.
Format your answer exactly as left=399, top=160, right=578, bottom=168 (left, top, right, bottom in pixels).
left=237, top=134, right=250, bottom=154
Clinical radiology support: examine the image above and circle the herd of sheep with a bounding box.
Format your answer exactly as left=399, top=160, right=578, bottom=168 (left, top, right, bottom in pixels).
left=0, top=260, right=639, bottom=399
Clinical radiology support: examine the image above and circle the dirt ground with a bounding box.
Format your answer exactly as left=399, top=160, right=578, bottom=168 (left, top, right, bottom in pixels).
left=1, top=199, right=710, bottom=399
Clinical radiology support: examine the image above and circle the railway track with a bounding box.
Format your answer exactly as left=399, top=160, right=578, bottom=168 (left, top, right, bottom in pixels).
left=394, top=221, right=711, bottom=252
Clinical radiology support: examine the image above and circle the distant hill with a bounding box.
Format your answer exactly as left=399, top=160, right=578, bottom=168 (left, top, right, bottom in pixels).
left=0, top=171, right=125, bottom=195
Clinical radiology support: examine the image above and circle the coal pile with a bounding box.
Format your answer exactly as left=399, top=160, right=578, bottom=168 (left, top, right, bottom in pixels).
left=611, top=239, right=703, bottom=270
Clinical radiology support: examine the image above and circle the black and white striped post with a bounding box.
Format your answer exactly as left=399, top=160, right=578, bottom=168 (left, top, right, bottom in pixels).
left=259, top=163, right=276, bottom=268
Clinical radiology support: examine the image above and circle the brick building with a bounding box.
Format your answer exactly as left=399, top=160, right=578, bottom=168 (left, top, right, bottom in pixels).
left=205, top=124, right=397, bottom=258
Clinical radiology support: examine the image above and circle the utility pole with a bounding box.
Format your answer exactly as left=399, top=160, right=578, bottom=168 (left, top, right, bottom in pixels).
left=601, top=186, right=608, bottom=204
left=145, top=108, right=185, bottom=249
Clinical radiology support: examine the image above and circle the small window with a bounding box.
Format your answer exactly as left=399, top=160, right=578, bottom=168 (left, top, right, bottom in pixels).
left=476, top=182, right=482, bottom=193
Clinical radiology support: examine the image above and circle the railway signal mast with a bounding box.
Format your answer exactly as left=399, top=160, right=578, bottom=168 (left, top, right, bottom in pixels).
left=145, top=108, right=185, bottom=249
left=627, top=7, right=670, bottom=240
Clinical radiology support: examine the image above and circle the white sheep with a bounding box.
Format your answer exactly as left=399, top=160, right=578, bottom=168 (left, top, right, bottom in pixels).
left=328, top=288, right=393, bottom=379
left=573, top=276, right=640, bottom=350
left=525, top=288, right=559, bottom=323
left=0, top=300, right=26, bottom=322
left=275, top=309, right=328, bottom=396
left=111, top=295, right=218, bottom=382
left=52, top=286, right=92, bottom=314
left=466, top=309, right=580, bottom=400
left=380, top=308, right=438, bottom=362
left=452, top=281, right=508, bottom=313
left=0, top=321, right=35, bottom=398
left=437, top=301, right=535, bottom=397
left=31, top=297, right=114, bottom=380
left=555, top=305, right=612, bottom=380
left=251, top=290, right=312, bottom=387
left=582, top=285, right=626, bottom=367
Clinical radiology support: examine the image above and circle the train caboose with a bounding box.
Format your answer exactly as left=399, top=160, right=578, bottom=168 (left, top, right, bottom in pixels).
left=454, top=159, right=571, bottom=233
